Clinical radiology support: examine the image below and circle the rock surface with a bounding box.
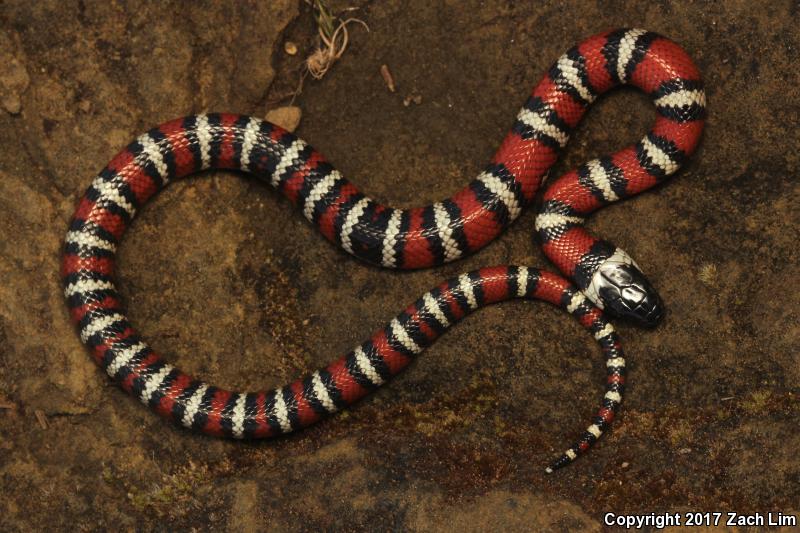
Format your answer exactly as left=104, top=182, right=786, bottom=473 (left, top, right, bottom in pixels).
left=265, top=105, right=302, bottom=132
left=1, top=0, right=798, bottom=530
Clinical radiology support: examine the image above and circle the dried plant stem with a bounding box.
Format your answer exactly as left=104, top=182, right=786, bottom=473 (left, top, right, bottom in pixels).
left=269, top=1, right=368, bottom=106
left=307, top=16, right=369, bottom=80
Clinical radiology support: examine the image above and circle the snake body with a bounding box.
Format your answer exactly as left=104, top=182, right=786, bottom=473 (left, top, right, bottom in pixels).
left=63, top=29, right=704, bottom=472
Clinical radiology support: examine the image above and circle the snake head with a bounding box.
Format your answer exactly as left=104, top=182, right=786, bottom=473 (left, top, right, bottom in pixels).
left=585, top=249, right=664, bottom=327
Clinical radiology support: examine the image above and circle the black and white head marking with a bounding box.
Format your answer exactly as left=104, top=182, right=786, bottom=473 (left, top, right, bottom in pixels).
left=583, top=249, right=664, bottom=327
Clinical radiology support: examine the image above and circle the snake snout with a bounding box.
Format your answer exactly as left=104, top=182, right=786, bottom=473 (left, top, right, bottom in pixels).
left=604, top=279, right=664, bottom=328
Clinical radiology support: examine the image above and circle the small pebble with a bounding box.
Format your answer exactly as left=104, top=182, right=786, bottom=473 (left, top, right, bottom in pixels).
left=284, top=41, right=298, bottom=56
left=265, top=106, right=302, bottom=132
left=403, top=94, right=423, bottom=106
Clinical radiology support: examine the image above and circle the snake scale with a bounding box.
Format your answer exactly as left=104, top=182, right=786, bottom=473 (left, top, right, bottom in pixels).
left=63, top=29, right=705, bottom=472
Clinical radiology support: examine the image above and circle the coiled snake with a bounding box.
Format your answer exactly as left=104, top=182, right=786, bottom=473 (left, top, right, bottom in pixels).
left=62, top=29, right=705, bottom=472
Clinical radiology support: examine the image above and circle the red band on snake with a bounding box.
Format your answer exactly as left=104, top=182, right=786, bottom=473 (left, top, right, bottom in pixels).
left=62, top=29, right=704, bottom=472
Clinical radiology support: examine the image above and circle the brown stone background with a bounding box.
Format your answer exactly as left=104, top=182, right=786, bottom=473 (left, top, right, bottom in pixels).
left=1, top=1, right=798, bottom=531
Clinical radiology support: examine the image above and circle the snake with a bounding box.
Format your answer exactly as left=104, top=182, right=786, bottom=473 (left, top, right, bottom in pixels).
left=62, top=29, right=705, bottom=472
